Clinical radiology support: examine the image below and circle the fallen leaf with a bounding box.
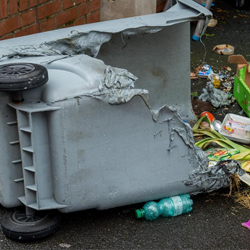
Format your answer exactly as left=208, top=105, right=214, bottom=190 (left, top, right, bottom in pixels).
left=190, top=72, right=198, bottom=79
left=238, top=14, right=249, bottom=18
left=59, top=243, right=71, bottom=248
left=195, top=64, right=202, bottom=74
left=223, top=67, right=232, bottom=71
left=190, top=65, right=202, bottom=79
left=205, top=198, right=213, bottom=202
left=208, top=18, right=218, bottom=27
left=203, top=33, right=215, bottom=37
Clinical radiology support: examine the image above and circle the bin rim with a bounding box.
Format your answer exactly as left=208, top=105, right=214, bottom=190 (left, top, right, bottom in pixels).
left=0, top=0, right=212, bottom=54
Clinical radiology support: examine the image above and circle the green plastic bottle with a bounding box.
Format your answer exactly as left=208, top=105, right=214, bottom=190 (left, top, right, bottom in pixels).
left=135, top=194, right=193, bottom=221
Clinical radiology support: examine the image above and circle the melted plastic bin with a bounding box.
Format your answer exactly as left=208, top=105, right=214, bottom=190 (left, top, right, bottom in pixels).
left=0, top=0, right=212, bottom=240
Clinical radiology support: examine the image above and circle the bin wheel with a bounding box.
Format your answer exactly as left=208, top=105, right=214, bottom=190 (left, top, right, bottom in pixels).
left=1, top=208, right=60, bottom=241
left=0, top=63, right=48, bottom=92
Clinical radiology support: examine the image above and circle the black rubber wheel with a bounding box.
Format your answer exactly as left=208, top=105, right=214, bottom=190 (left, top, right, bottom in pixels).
left=1, top=208, right=60, bottom=241
left=0, top=63, right=48, bottom=92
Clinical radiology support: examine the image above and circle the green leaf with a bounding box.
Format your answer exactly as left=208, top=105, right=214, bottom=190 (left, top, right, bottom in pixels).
left=203, top=33, right=215, bottom=37
left=231, top=151, right=250, bottom=160
left=191, top=92, right=198, bottom=97
left=193, top=129, right=221, bottom=139
left=193, top=127, right=249, bottom=153
left=203, top=139, right=234, bottom=149
left=195, top=138, right=215, bottom=148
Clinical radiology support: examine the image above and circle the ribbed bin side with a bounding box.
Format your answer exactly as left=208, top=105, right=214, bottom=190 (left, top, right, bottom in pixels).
left=9, top=102, right=67, bottom=210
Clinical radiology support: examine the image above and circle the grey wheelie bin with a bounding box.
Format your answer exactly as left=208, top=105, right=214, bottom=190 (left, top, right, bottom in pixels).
left=0, top=0, right=229, bottom=240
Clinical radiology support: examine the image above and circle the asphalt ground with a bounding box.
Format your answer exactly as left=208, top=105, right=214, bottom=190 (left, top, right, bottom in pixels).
left=1, top=0, right=250, bottom=249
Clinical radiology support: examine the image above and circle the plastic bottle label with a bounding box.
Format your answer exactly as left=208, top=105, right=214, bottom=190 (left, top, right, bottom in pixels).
left=170, top=196, right=183, bottom=216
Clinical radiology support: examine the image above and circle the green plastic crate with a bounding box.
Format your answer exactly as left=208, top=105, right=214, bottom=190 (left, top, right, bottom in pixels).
left=233, top=63, right=250, bottom=117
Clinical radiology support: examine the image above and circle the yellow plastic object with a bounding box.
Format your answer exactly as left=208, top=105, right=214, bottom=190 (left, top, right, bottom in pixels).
left=212, top=75, right=220, bottom=88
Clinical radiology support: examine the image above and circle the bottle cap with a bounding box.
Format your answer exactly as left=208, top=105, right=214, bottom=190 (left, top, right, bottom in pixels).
left=135, top=209, right=144, bottom=219
left=192, top=35, right=200, bottom=41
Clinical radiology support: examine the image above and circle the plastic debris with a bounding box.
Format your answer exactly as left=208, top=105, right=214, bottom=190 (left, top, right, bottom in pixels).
left=206, top=148, right=240, bottom=161
left=200, top=111, right=215, bottom=122
left=211, top=120, right=222, bottom=131
left=193, top=115, right=249, bottom=158
left=222, top=82, right=233, bottom=91
left=198, top=64, right=213, bottom=78
left=193, top=114, right=250, bottom=191
left=135, top=194, right=193, bottom=221
left=207, top=147, right=240, bottom=170
left=218, top=73, right=227, bottom=80
left=219, top=114, right=250, bottom=144
left=209, top=73, right=221, bottom=88
left=242, top=220, right=250, bottom=230
left=213, top=44, right=234, bottom=55
left=199, top=82, right=233, bottom=107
